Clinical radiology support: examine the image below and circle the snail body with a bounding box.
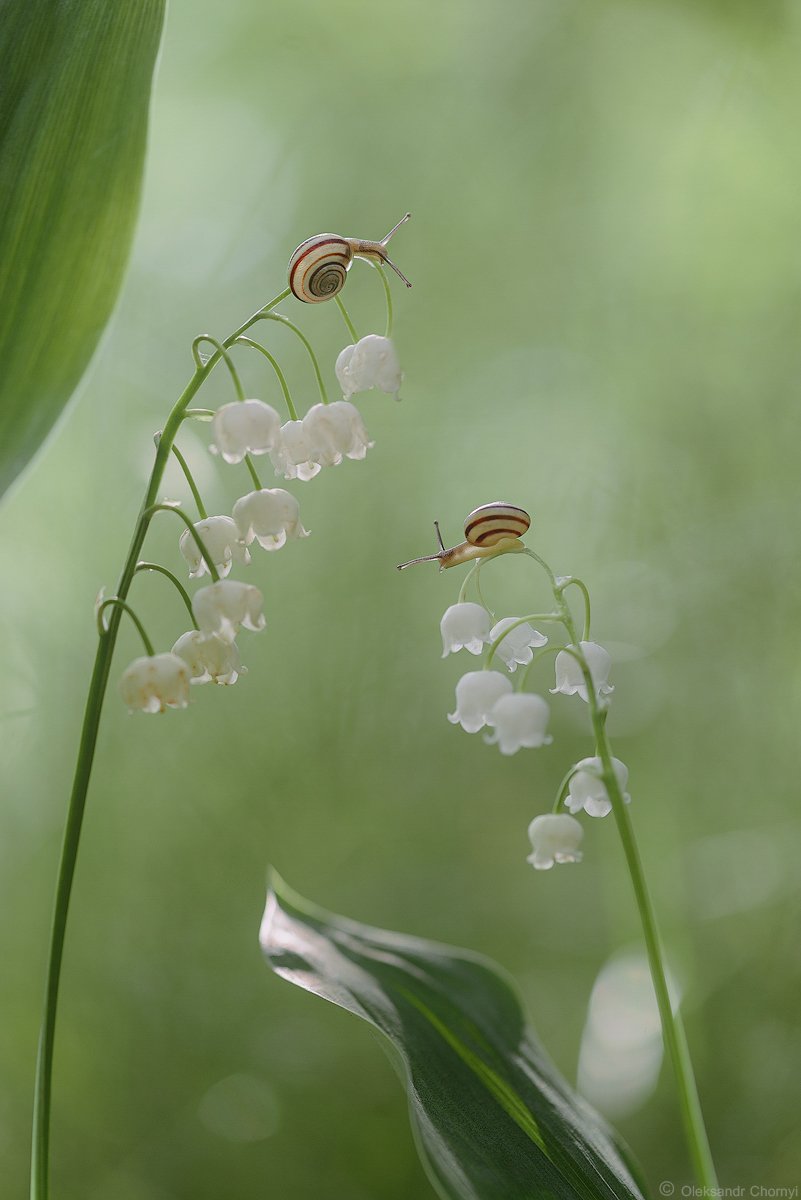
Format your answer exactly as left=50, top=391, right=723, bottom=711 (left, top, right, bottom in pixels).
left=288, top=214, right=412, bottom=303
left=397, top=503, right=531, bottom=571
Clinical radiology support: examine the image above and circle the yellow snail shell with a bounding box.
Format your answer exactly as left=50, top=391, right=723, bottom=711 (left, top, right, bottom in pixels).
left=397, top=502, right=531, bottom=570
left=287, top=214, right=412, bottom=303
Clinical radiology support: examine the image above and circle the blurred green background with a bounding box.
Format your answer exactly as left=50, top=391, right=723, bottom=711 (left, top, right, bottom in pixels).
left=2, top=0, right=801, bottom=1195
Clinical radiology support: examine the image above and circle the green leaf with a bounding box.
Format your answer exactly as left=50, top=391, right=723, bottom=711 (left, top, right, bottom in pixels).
left=261, top=874, right=651, bottom=1200
left=0, top=0, right=166, bottom=500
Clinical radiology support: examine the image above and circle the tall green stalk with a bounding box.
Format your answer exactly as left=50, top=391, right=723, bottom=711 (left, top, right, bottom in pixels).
left=30, top=288, right=290, bottom=1200
left=525, top=549, right=718, bottom=1188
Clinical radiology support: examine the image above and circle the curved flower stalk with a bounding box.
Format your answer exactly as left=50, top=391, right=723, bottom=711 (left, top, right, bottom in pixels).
left=398, top=505, right=719, bottom=1190
left=31, top=217, right=411, bottom=1200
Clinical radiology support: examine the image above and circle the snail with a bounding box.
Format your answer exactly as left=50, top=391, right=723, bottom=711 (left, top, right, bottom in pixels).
left=397, top=503, right=531, bottom=571
left=288, top=214, right=412, bottom=303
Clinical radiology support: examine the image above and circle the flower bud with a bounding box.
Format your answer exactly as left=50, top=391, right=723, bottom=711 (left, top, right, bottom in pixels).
left=209, top=400, right=281, bottom=464
left=448, top=670, right=512, bottom=734
left=526, top=814, right=584, bottom=870
left=178, top=515, right=250, bottom=579
left=119, top=653, right=190, bottom=713
left=192, top=580, right=266, bottom=643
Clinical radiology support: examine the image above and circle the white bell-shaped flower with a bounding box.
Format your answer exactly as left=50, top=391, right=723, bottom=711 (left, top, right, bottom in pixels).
left=448, top=670, right=512, bottom=733
left=119, top=652, right=190, bottom=714
left=232, top=488, right=309, bottom=551
left=209, top=399, right=281, bottom=464
left=551, top=640, right=614, bottom=703
left=172, top=630, right=246, bottom=686
left=178, top=515, right=250, bottom=579
left=440, top=603, right=492, bottom=658
left=335, top=334, right=402, bottom=400
left=489, top=617, right=548, bottom=672
left=565, top=756, right=631, bottom=818
left=526, top=814, right=584, bottom=870
left=192, top=579, right=266, bottom=643
left=270, top=420, right=321, bottom=481
left=485, top=693, right=552, bottom=755
left=303, top=400, right=373, bottom=466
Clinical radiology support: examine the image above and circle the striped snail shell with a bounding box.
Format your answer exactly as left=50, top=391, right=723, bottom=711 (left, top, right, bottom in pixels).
left=288, top=214, right=412, bottom=303
left=397, top=502, right=531, bottom=571
left=288, top=235, right=353, bottom=304
left=463, top=502, right=531, bottom=548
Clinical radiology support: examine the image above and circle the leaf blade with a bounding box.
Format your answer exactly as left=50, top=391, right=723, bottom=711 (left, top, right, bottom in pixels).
left=0, top=0, right=166, bottom=498
left=261, top=875, right=650, bottom=1200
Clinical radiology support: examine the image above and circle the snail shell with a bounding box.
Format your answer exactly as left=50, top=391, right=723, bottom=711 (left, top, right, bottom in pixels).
left=464, top=502, right=531, bottom=547
left=288, top=234, right=353, bottom=304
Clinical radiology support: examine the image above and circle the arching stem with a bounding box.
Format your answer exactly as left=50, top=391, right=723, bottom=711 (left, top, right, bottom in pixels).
left=170, top=444, right=207, bottom=519
left=376, top=264, right=394, bottom=338
left=30, top=287, right=291, bottom=1200
left=334, top=294, right=359, bottom=342
left=134, top=562, right=198, bottom=629
left=192, top=335, right=245, bottom=400
left=96, top=598, right=155, bottom=655
left=258, top=313, right=329, bottom=404
left=235, top=337, right=298, bottom=421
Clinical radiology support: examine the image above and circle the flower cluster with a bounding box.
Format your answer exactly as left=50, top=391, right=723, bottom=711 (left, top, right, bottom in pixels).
left=442, top=603, right=551, bottom=753
left=114, top=320, right=402, bottom=713
left=422, top=538, right=629, bottom=873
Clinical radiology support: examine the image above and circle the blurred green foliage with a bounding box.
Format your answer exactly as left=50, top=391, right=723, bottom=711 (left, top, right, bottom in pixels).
left=2, top=0, right=800, bottom=1196
left=0, top=0, right=165, bottom=498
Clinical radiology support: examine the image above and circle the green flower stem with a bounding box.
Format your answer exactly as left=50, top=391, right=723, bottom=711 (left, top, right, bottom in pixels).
left=558, top=576, right=591, bottom=640
left=134, top=562, right=198, bottom=629
left=551, top=764, right=581, bottom=814
left=244, top=453, right=262, bottom=491
left=191, top=335, right=245, bottom=400
left=259, top=313, right=329, bottom=405
left=30, top=286, right=290, bottom=1200
left=376, top=264, right=393, bottom=338
left=234, top=336, right=298, bottom=421
left=335, top=293, right=359, bottom=342
left=144, top=503, right=221, bottom=583
left=457, top=561, right=480, bottom=605
left=170, top=444, right=207, bottom=519
left=182, top=407, right=215, bottom=421
left=518, top=642, right=562, bottom=690
left=538, top=554, right=719, bottom=1190
left=95, top=598, right=155, bottom=655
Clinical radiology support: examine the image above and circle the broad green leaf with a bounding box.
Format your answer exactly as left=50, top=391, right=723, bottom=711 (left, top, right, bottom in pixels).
left=0, top=0, right=166, bottom=500
left=261, top=875, right=651, bottom=1200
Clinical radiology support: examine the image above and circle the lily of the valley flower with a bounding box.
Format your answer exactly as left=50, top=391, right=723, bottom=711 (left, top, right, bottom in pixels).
left=270, top=420, right=321, bottom=481
left=489, top=617, right=547, bottom=671
left=172, top=630, right=246, bottom=686
left=551, top=640, right=614, bottom=703
left=303, top=400, right=373, bottom=466
left=448, top=670, right=512, bottom=733
left=526, top=813, right=584, bottom=870
left=119, top=653, right=190, bottom=714
left=192, top=579, right=266, bottom=643
left=232, top=488, right=309, bottom=551
left=440, top=603, right=491, bottom=658
left=335, top=335, right=402, bottom=400
left=485, top=693, right=552, bottom=755
left=565, top=756, right=631, bottom=818
left=209, top=399, right=281, bottom=464
left=178, top=515, right=250, bottom=579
